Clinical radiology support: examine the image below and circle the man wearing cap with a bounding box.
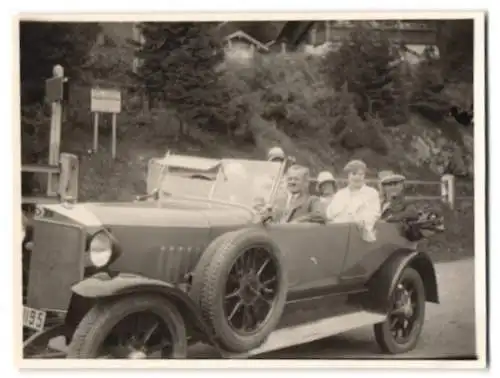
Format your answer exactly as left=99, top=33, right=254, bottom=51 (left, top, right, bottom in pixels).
left=326, top=160, right=381, bottom=236
left=378, top=170, right=418, bottom=221
left=269, top=164, right=324, bottom=223
left=378, top=170, right=444, bottom=241
left=316, top=170, right=337, bottom=213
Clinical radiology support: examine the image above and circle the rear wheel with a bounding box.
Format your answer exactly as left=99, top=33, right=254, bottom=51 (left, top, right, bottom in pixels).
left=196, top=229, right=287, bottom=353
left=374, top=267, right=426, bottom=354
left=67, top=295, right=187, bottom=359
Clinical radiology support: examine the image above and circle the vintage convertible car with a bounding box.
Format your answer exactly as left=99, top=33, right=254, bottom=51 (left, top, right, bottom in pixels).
left=23, top=153, right=441, bottom=359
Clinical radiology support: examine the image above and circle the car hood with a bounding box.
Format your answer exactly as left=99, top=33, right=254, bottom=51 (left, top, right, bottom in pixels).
left=40, top=199, right=255, bottom=229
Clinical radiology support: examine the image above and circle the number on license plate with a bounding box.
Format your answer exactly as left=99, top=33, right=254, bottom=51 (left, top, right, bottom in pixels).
left=23, top=306, right=46, bottom=332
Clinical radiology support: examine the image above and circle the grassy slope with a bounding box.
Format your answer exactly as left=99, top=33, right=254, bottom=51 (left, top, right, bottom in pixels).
left=58, top=113, right=474, bottom=263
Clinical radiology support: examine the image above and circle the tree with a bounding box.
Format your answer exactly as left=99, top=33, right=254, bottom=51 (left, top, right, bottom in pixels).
left=131, top=22, right=231, bottom=136
left=19, top=21, right=101, bottom=104
left=409, top=46, right=450, bottom=122
left=322, top=23, right=409, bottom=126
left=436, top=19, right=473, bottom=83
left=80, top=37, right=133, bottom=88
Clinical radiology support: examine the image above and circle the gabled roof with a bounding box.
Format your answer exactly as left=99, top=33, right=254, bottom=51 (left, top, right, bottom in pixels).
left=224, top=30, right=270, bottom=52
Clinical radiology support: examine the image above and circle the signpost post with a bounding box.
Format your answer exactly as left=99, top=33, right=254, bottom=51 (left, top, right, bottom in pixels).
left=44, top=65, right=67, bottom=196
left=441, top=174, right=456, bottom=210
left=90, top=88, right=122, bottom=158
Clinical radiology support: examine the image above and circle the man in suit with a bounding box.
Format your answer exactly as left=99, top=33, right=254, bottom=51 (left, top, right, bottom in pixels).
left=269, top=164, right=324, bottom=223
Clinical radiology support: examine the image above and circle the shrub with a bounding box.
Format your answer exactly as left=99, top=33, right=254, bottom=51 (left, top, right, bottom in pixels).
left=222, top=52, right=391, bottom=155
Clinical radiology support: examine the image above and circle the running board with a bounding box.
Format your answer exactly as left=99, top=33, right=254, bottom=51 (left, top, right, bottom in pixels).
left=44, top=311, right=387, bottom=359
left=225, top=310, right=387, bottom=358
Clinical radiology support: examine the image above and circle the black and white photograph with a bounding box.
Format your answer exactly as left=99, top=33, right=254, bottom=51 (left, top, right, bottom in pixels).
left=16, top=13, right=486, bottom=368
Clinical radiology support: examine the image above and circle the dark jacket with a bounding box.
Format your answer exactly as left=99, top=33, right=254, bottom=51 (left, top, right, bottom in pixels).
left=381, top=195, right=426, bottom=241
left=272, top=192, right=325, bottom=223
left=380, top=195, right=420, bottom=222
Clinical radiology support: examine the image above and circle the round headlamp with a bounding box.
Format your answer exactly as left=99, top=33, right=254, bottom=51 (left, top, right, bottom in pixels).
left=89, top=231, right=113, bottom=268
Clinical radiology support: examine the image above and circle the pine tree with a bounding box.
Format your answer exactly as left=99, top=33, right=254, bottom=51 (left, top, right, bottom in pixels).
left=436, top=20, right=473, bottom=84
left=322, top=23, right=409, bottom=126
left=131, top=22, right=231, bottom=135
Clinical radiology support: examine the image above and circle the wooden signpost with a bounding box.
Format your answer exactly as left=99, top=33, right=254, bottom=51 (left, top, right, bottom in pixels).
left=441, top=174, right=456, bottom=210
left=45, top=65, right=67, bottom=196
left=90, top=88, right=122, bottom=158
left=22, top=64, right=80, bottom=205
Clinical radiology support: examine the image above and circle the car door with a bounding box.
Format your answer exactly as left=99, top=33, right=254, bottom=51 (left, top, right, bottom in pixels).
left=268, top=222, right=351, bottom=299
left=339, top=220, right=413, bottom=284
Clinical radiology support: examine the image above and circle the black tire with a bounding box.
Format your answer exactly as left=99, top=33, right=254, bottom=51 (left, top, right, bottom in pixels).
left=198, top=228, right=287, bottom=353
left=67, top=294, right=188, bottom=359
left=374, top=267, right=426, bottom=354
left=189, top=232, right=235, bottom=306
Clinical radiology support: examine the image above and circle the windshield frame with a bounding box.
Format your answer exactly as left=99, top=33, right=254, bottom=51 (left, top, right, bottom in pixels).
left=153, top=155, right=286, bottom=212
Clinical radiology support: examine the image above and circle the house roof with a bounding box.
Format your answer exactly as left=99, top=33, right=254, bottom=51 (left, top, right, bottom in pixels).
left=224, top=30, right=270, bottom=52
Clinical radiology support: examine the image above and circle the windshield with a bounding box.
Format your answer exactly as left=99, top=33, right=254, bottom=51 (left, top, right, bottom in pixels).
left=211, top=159, right=282, bottom=208
left=155, top=157, right=282, bottom=208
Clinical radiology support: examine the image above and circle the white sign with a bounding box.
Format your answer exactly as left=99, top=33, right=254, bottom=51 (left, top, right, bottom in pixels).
left=91, top=88, right=122, bottom=114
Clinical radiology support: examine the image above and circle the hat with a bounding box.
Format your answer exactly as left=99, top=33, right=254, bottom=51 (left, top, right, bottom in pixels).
left=317, top=171, right=336, bottom=185
left=378, top=170, right=406, bottom=185
left=343, top=160, right=367, bottom=173
left=267, top=146, right=285, bottom=161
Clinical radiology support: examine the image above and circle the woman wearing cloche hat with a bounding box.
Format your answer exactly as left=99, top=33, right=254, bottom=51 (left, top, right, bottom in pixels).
left=326, top=159, right=381, bottom=226
left=316, top=170, right=337, bottom=211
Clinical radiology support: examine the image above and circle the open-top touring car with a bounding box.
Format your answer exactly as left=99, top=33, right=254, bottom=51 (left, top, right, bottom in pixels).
left=22, top=152, right=442, bottom=359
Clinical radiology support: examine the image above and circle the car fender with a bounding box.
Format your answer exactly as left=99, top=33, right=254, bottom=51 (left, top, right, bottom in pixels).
left=67, top=272, right=218, bottom=347
left=365, top=249, right=439, bottom=314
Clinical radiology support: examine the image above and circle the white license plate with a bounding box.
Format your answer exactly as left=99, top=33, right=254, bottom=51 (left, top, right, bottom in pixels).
left=23, top=306, right=47, bottom=332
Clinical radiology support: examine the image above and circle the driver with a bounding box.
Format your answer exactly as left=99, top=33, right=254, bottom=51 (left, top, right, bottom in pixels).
left=269, top=164, right=323, bottom=223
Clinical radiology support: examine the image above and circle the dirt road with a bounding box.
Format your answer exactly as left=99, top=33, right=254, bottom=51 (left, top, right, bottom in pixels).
left=263, top=257, right=477, bottom=359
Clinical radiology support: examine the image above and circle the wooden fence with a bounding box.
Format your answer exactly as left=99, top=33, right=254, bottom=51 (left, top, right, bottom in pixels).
left=314, top=175, right=473, bottom=210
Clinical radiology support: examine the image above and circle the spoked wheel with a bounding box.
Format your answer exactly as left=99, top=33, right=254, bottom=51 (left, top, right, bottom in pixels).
left=225, top=247, right=279, bottom=334
left=374, top=267, right=426, bottom=354
left=67, top=295, right=187, bottom=359
left=197, top=229, right=287, bottom=353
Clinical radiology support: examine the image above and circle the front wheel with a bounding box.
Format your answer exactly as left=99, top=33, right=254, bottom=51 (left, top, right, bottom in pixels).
left=374, top=267, right=426, bottom=354
left=67, top=295, right=188, bottom=359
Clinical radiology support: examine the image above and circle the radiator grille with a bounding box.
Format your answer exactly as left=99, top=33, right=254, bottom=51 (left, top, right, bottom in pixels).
left=26, top=220, right=85, bottom=311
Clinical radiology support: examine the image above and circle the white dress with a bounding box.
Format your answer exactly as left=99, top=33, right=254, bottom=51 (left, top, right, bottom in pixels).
left=326, top=185, right=381, bottom=241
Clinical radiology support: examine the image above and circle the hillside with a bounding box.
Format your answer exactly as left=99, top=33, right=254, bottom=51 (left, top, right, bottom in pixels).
left=52, top=109, right=472, bottom=201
